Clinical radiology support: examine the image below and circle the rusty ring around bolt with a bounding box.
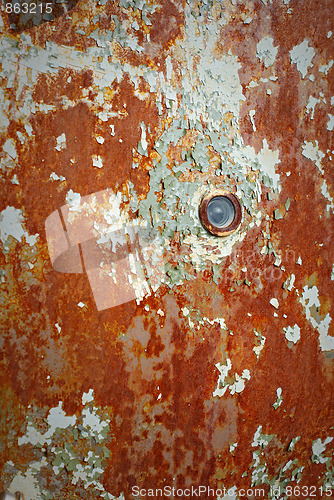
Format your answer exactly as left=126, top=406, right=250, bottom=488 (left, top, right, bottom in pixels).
left=199, top=190, right=242, bottom=236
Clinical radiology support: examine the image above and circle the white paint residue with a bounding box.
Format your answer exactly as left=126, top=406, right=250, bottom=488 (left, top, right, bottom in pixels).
left=201, top=316, right=227, bottom=330
left=166, top=55, right=172, bottom=81
left=0, top=90, right=9, bottom=130
left=229, top=442, right=238, bottom=452
left=257, top=139, right=281, bottom=191
left=273, top=387, right=283, bottom=409
left=321, top=180, right=334, bottom=213
left=183, top=222, right=248, bottom=269
left=213, top=359, right=232, bottom=397
left=252, top=426, right=270, bottom=448
left=50, top=172, right=66, bottom=181
left=256, top=36, right=278, bottom=68
left=301, top=140, right=325, bottom=174
left=300, top=285, right=334, bottom=351
left=17, top=401, right=114, bottom=498
left=249, top=109, right=256, bottom=131
left=319, top=60, right=334, bottom=75
left=65, top=189, right=81, bottom=211
left=140, top=122, right=148, bottom=152
left=213, top=360, right=250, bottom=397
left=47, top=401, right=77, bottom=430
left=17, top=421, right=45, bottom=446
left=312, top=437, right=333, bottom=464
left=18, top=402, right=76, bottom=446
left=327, top=114, right=334, bottom=131
left=9, top=459, right=47, bottom=500
left=182, top=307, right=190, bottom=316
left=0, top=206, right=38, bottom=247
left=92, top=155, right=103, bottom=168
left=290, top=40, right=315, bottom=79
left=82, top=407, right=109, bottom=438
left=285, top=274, right=295, bottom=291
left=181, top=6, right=246, bottom=127
left=3, top=138, right=17, bottom=158
left=270, top=298, right=279, bottom=309
left=284, top=324, right=301, bottom=344
left=96, top=136, right=105, bottom=144
left=253, top=330, right=266, bottom=359
left=318, top=315, right=334, bottom=351
left=55, top=133, right=66, bottom=151
left=82, top=389, right=94, bottom=405
left=230, top=369, right=251, bottom=395
left=305, top=95, right=321, bottom=120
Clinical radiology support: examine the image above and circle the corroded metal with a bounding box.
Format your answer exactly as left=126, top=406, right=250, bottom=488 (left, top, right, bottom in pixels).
left=0, top=0, right=333, bottom=499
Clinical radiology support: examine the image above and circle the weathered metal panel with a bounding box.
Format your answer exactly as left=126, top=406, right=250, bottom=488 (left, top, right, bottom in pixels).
left=0, top=0, right=333, bottom=499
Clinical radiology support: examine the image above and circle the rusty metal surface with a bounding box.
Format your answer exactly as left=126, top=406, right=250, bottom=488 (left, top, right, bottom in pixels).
left=0, top=0, right=333, bottom=499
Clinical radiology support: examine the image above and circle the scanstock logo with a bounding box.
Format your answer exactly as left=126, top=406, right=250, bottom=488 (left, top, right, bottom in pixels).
left=45, top=189, right=165, bottom=311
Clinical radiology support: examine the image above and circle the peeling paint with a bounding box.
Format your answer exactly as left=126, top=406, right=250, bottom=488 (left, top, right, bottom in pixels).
left=1, top=0, right=333, bottom=498
left=290, top=39, right=315, bottom=79
left=256, top=36, right=278, bottom=68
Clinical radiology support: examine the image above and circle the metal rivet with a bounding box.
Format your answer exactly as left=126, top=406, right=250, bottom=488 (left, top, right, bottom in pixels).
left=199, top=190, right=242, bottom=236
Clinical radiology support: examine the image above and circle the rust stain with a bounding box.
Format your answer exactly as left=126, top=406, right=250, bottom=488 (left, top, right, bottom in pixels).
left=0, top=0, right=333, bottom=498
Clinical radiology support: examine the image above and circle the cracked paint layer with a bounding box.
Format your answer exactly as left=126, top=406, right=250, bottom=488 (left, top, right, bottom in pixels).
left=0, top=0, right=333, bottom=499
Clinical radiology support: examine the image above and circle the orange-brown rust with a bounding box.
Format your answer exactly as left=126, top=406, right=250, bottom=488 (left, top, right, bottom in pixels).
left=1, top=0, right=334, bottom=498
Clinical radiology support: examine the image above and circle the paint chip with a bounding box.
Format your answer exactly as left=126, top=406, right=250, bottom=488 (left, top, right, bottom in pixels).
left=270, top=298, right=279, bottom=309
left=256, top=36, right=278, bottom=68
left=82, top=389, right=94, bottom=405
left=290, top=40, right=315, bottom=79
left=92, top=155, right=103, bottom=168
left=284, top=324, right=301, bottom=344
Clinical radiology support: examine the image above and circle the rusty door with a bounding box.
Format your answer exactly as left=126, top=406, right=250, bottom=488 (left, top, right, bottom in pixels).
left=0, top=0, right=333, bottom=499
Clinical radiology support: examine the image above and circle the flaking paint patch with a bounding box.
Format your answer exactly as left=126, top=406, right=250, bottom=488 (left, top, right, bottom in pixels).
left=0, top=0, right=282, bottom=298
left=0, top=206, right=39, bottom=249
left=283, top=324, right=301, bottom=344
left=239, top=141, right=281, bottom=192
left=272, top=387, right=283, bottom=409
left=305, top=95, right=323, bottom=120
left=300, top=285, right=334, bottom=351
left=327, top=114, right=334, bottom=131
left=1, top=0, right=333, bottom=496
left=290, top=40, right=315, bottom=79
left=9, top=459, right=47, bottom=500
left=213, top=359, right=251, bottom=397
left=18, top=402, right=76, bottom=446
left=250, top=426, right=305, bottom=491
left=312, top=437, right=333, bottom=464
left=3, top=138, right=17, bottom=159
left=17, top=399, right=114, bottom=498
left=256, top=36, right=278, bottom=68
left=301, top=140, right=325, bottom=174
